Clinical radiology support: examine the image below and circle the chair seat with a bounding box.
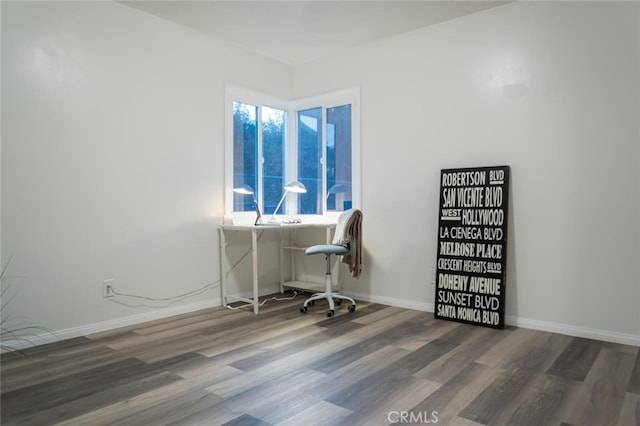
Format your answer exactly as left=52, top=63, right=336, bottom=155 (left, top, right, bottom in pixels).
left=305, top=244, right=350, bottom=256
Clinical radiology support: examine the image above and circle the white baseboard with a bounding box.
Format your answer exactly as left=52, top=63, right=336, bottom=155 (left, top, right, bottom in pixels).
left=349, top=291, right=435, bottom=312
left=2, top=297, right=222, bottom=352
left=505, top=315, right=640, bottom=347
left=4, top=292, right=639, bottom=351
left=349, top=291, right=640, bottom=347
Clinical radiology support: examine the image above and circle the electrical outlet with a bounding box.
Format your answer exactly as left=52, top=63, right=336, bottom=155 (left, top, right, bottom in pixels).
left=102, top=279, right=115, bottom=298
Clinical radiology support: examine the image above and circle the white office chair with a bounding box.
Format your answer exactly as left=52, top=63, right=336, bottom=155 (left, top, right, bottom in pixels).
left=300, top=209, right=362, bottom=317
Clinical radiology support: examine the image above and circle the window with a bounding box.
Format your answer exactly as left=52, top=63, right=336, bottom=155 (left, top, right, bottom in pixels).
left=297, top=107, right=322, bottom=214
left=231, top=102, right=258, bottom=213
left=231, top=102, right=286, bottom=214
left=225, top=85, right=360, bottom=222
left=297, top=104, right=353, bottom=214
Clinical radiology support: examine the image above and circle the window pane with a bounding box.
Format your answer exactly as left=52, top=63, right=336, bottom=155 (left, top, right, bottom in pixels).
left=262, top=106, right=286, bottom=214
left=326, top=104, right=352, bottom=212
left=298, top=107, right=322, bottom=214
left=233, top=101, right=258, bottom=212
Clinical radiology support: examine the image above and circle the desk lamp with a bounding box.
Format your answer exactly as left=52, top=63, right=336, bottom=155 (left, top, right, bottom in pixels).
left=326, top=183, right=347, bottom=201
left=268, top=180, right=307, bottom=223
left=233, top=184, right=262, bottom=225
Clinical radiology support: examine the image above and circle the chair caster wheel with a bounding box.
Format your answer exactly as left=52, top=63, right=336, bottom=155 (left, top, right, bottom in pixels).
left=308, top=300, right=315, bottom=306
left=348, top=304, right=356, bottom=312
left=327, top=310, right=334, bottom=318
left=334, top=299, right=342, bottom=306
left=300, top=306, right=308, bottom=314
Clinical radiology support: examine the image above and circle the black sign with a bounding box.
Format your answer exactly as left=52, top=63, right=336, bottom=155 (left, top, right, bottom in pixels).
left=434, top=166, right=510, bottom=329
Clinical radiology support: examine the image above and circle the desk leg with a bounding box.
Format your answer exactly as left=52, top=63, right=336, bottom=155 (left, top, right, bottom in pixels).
left=251, top=229, right=259, bottom=314
left=279, top=228, right=284, bottom=293
left=219, top=228, right=228, bottom=307
left=327, top=226, right=338, bottom=292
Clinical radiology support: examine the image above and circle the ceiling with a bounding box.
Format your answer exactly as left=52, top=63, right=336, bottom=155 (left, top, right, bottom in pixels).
left=121, top=1, right=510, bottom=66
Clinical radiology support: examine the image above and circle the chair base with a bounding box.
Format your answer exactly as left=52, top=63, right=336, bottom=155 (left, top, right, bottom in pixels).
left=300, top=271, right=356, bottom=317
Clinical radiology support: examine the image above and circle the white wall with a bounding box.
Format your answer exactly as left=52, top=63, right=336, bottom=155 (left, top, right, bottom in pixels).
left=1, top=1, right=289, bottom=335
left=2, top=1, right=638, bottom=345
left=292, top=1, right=640, bottom=341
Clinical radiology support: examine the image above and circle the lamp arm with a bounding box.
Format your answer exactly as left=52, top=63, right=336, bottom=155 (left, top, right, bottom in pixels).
left=252, top=197, right=262, bottom=226
left=268, top=191, right=288, bottom=222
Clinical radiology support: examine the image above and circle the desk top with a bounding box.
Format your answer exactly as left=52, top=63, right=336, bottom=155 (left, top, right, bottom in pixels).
left=219, top=222, right=336, bottom=231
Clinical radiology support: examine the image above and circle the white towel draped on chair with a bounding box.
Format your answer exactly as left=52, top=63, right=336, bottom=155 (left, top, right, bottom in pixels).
left=333, top=209, right=363, bottom=278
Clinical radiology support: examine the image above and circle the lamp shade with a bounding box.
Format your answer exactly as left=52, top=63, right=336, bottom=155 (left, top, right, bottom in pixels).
left=327, top=183, right=347, bottom=197
left=233, top=184, right=254, bottom=195
left=284, top=180, right=307, bottom=194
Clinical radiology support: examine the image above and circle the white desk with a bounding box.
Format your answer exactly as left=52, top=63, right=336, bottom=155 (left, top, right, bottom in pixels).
left=218, top=223, right=336, bottom=313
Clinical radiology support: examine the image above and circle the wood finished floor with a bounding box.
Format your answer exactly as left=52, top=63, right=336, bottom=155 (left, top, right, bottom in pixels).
left=1, top=293, right=639, bottom=426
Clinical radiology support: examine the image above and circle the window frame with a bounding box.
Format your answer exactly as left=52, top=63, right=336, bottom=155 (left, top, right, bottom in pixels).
left=225, top=84, right=361, bottom=224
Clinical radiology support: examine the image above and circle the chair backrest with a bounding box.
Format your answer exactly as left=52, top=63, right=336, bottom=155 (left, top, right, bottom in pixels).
left=332, top=209, right=358, bottom=245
